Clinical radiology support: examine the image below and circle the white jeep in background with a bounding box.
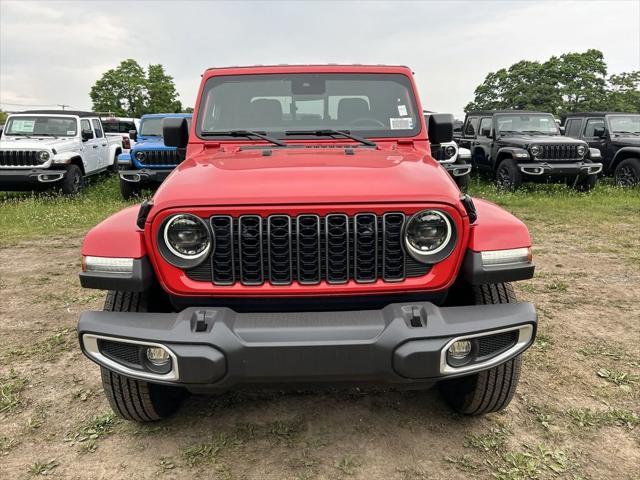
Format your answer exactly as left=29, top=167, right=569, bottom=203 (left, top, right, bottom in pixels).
left=0, top=110, right=122, bottom=194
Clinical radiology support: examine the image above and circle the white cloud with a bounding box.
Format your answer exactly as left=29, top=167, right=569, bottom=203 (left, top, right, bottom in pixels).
left=1, top=0, right=638, bottom=117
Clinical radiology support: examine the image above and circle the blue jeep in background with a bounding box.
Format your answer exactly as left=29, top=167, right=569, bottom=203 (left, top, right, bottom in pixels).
left=117, top=113, right=192, bottom=199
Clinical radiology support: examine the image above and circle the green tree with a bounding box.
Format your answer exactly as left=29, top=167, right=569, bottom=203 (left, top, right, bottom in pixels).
left=465, top=49, right=636, bottom=116
left=146, top=64, right=182, bottom=113
left=0, top=110, right=8, bottom=124
left=90, top=59, right=182, bottom=116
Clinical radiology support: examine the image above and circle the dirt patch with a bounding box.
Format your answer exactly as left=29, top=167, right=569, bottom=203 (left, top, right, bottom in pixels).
left=1, top=221, right=639, bottom=479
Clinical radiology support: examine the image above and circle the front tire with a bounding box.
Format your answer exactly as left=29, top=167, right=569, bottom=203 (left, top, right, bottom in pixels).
left=119, top=177, right=142, bottom=200
left=100, top=291, right=184, bottom=422
left=570, top=174, right=597, bottom=192
left=439, top=283, right=523, bottom=415
left=614, top=158, right=640, bottom=187
left=495, top=159, right=522, bottom=191
left=61, top=164, right=83, bottom=195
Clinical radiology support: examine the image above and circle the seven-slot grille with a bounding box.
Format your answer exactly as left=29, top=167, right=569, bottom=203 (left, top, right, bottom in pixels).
left=136, top=149, right=180, bottom=167
left=537, top=144, right=580, bottom=160
left=0, top=150, right=43, bottom=167
left=187, top=213, right=430, bottom=286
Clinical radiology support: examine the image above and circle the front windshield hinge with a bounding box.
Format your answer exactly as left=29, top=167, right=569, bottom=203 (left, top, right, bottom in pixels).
left=397, top=139, right=414, bottom=146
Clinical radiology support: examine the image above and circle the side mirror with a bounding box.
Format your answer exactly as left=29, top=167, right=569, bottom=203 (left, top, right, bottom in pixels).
left=593, top=127, right=606, bottom=138
left=81, top=129, right=94, bottom=141
left=559, top=126, right=565, bottom=135
left=163, top=117, right=189, bottom=148
left=481, top=127, right=492, bottom=138
left=129, top=130, right=137, bottom=142
left=428, top=113, right=453, bottom=144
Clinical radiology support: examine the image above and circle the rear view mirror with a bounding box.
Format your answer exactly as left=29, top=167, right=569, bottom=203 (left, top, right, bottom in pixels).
left=593, top=127, right=606, bottom=138
left=163, top=118, right=189, bottom=148
left=81, top=129, right=94, bottom=141
left=428, top=113, right=454, bottom=144
left=129, top=130, right=137, bottom=142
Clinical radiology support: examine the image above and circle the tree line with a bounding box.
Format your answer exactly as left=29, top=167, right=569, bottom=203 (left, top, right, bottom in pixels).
left=465, top=49, right=639, bottom=117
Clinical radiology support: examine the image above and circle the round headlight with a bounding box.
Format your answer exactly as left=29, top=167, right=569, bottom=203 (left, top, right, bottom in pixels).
left=135, top=151, right=146, bottom=161
left=530, top=145, right=541, bottom=157
left=404, top=210, right=455, bottom=263
left=444, top=146, right=456, bottom=158
left=38, top=151, right=50, bottom=161
left=577, top=145, right=586, bottom=157
left=163, top=214, right=211, bottom=260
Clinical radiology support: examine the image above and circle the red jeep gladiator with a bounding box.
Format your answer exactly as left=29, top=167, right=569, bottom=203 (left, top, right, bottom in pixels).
left=78, top=65, right=537, bottom=422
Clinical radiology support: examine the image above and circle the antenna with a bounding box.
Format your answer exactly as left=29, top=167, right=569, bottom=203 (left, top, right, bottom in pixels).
left=57, top=104, right=71, bottom=110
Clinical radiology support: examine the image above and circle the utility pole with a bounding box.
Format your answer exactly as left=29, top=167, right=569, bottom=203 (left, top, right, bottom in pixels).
left=57, top=104, right=70, bottom=110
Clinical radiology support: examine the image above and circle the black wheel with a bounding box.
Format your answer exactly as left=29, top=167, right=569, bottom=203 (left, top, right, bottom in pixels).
left=100, top=291, right=184, bottom=422
left=120, top=177, right=142, bottom=200
left=570, top=174, right=597, bottom=192
left=439, top=283, right=523, bottom=415
left=61, top=164, right=83, bottom=195
left=495, top=159, right=522, bottom=191
left=454, top=172, right=470, bottom=193
left=614, top=158, right=640, bottom=187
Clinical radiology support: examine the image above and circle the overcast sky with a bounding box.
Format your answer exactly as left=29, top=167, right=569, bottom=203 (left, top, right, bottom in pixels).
left=1, top=0, right=639, bottom=119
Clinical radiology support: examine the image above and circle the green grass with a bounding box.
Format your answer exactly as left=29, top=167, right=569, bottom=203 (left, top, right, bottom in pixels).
left=0, top=371, right=28, bottom=413
left=1, top=173, right=638, bottom=247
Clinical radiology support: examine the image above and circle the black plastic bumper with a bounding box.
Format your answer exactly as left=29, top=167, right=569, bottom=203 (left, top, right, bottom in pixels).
left=443, top=162, right=472, bottom=177
left=518, top=161, right=603, bottom=176
left=462, top=250, right=535, bottom=285
left=78, top=301, right=537, bottom=392
left=0, top=168, right=65, bottom=188
left=119, top=169, right=172, bottom=184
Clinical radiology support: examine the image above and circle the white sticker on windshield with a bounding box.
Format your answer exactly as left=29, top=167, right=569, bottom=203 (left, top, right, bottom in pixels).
left=66, top=130, right=75, bottom=135
left=397, top=105, right=408, bottom=116
left=390, top=117, right=413, bottom=130
left=12, top=120, right=35, bottom=132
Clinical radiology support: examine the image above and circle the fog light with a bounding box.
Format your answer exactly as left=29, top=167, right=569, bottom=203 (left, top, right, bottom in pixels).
left=146, top=347, right=170, bottom=366
left=448, top=340, right=472, bottom=359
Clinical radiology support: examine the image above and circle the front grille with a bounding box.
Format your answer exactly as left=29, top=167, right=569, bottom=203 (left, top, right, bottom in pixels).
left=137, top=149, right=180, bottom=167
left=99, top=340, right=142, bottom=366
left=187, top=213, right=430, bottom=286
left=477, top=330, right=518, bottom=358
left=538, top=144, right=579, bottom=160
left=0, top=150, right=43, bottom=167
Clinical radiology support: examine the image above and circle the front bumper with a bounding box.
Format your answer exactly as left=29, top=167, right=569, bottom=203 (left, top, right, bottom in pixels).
left=78, top=301, right=536, bottom=392
left=519, top=161, right=603, bottom=176
left=119, top=168, right=172, bottom=184
left=0, top=168, right=65, bottom=188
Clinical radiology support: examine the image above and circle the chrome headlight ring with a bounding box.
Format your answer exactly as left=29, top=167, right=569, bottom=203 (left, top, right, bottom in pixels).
left=157, top=214, right=212, bottom=269
left=403, top=209, right=457, bottom=264
left=38, top=150, right=50, bottom=162
left=529, top=145, right=541, bottom=157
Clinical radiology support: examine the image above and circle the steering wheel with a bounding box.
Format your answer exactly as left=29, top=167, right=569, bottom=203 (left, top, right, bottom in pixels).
left=348, top=118, right=386, bottom=128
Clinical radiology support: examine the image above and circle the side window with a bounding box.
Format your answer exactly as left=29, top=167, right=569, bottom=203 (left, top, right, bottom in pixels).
left=91, top=119, right=104, bottom=138
left=81, top=119, right=93, bottom=139
left=583, top=118, right=605, bottom=137
left=564, top=119, right=582, bottom=138
left=465, top=117, right=479, bottom=136
left=478, top=117, right=492, bottom=137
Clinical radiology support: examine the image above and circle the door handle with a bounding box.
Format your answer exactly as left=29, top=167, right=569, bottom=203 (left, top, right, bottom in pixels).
left=93, top=146, right=98, bottom=149
left=102, top=144, right=107, bottom=146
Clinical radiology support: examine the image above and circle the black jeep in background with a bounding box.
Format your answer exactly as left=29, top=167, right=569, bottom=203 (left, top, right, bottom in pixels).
left=563, top=112, right=640, bottom=187
left=456, top=110, right=602, bottom=191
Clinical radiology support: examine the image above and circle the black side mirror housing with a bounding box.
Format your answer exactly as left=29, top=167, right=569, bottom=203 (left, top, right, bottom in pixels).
left=481, top=127, right=492, bottom=138
left=129, top=129, right=137, bottom=142
left=428, top=113, right=454, bottom=144
left=593, top=127, right=606, bottom=138
left=163, top=118, right=189, bottom=148
left=81, top=129, right=94, bottom=142
left=559, top=126, right=565, bottom=135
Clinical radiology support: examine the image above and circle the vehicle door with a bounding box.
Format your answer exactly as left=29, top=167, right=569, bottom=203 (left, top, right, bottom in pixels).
left=80, top=119, right=99, bottom=173
left=457, top=116, right=477, bottom=150
left=91, top=119, right=109, bottom=168
left=582, top=117, right=607, bottom=159
left=474, top=117, right=494, bottom=169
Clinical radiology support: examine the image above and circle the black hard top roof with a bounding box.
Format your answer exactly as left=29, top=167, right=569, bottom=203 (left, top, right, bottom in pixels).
left=466, top=110, right=551, bottom=116
left=564, top=112, right=638, bottom=117
left=15, top=110, right=96, bottom=117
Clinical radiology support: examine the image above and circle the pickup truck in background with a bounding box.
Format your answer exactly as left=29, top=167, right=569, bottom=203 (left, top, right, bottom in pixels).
left=563, top=112, right=640, bottom=187
left=116, top=113, right=192, bottom=199
left=456, top=110, right=602, bottom=191
left=100, top=116, right=140, bottom=153
left=0, top=110, right=122, bottom=194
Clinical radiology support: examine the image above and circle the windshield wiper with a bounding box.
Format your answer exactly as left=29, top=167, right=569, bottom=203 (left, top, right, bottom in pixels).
left=498, top=130, right=520, bottom=136
left=201, top=130, right=287, bottom=147
left=614, top=131, right=640, bottom=136
left=285, top=129, right=377, bottom=147
left=522, top=130, right=551, bottom=135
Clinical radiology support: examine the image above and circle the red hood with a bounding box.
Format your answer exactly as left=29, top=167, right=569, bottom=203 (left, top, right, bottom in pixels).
left=151, top=145, right=462, bottom=213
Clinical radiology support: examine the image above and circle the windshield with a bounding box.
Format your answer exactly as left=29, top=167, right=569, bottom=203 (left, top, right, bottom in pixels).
left=140, top=117, right=190, bottom=136
left=608, top=115, right=640, bottom=134
left=196, top=73, right=420, bottom=139
left=4, top=116, right=78, bottom=137
left=495, top=114, right=559, bottom=136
